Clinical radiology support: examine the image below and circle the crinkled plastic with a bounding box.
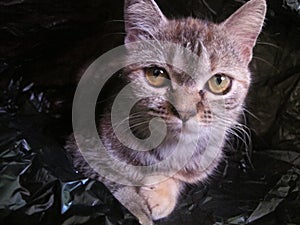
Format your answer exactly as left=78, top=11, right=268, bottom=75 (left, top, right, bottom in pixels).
left=284, top=0, right=300, bottom=13
left=0, top=78, right=140, bottom=225
left=0, top=0, right=299, bottom=224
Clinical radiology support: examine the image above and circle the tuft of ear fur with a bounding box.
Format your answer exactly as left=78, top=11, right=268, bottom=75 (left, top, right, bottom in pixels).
left=221, top=0, right=266, bottom=64
left=124, top=0, right=167, bottom=43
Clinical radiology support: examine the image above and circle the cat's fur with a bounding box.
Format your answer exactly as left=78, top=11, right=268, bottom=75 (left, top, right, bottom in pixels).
left=66, top=0, right=266, bottom=224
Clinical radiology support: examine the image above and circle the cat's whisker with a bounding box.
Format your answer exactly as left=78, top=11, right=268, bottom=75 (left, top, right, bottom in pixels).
left=235, top=112, right=253, bottom=151
left=127, top=121, right=150, bottom=131
left=252, top=56, right=279, bottom=72
left=212, top=116, right=252, bottom=154
left=216, top=116, right=250, bottom=135
left=102, top=32, right=127, bottom=37
left=111, top=113, right=145, bottom=132
left=256, top=41, right=280, bottom=49
left=105, top=19, right=126, bottom=23
left=202, top=0, right=217, bottom=15
left=234, top=124, right=251, bottom=146
left=222, top=122, right=250, bottom=149
left=226, top=128, right=250, bottom=153
left=243, top=108, right=261, bottom=122
left=112, top=114, right=156, bottom=135
left=231, top=127, right=253, bottom=168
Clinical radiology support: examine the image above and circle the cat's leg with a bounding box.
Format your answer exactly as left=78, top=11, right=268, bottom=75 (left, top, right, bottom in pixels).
left=114, top=186, right=153, bottom=225
left=139, top=178, right=181, bottom=220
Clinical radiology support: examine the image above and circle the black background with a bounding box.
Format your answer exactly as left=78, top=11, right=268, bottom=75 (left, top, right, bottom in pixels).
left=0, top=0, right=299, bottom=225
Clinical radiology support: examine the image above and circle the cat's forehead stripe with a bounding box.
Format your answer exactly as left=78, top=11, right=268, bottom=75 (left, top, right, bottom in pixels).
left=160, top=17, right=246, bottom=73
left=163, top=18, right=209, bottom=56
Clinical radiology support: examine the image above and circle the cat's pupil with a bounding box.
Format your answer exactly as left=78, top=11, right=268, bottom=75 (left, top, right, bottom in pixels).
left=153, top=68, right=163, bottom=77
left=215, top=75, right=225, bottom=85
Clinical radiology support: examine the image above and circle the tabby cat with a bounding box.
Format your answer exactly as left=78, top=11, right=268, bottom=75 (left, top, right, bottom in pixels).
left=66, top=0, right=266, bottom=224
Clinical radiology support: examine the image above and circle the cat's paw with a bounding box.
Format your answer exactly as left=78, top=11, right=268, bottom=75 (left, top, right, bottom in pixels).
left=113, top=187, right=153, bottom=225
left=139, top=178, right=180, bottom=220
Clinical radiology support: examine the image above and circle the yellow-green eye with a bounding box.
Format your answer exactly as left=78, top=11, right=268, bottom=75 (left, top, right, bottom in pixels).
left=145, top=67, right=169, bottom=87
left=208, top=74, right=232, bottom=94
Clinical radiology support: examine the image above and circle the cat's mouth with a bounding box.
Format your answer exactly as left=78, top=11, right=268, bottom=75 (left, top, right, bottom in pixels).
left=180, top=119, right=201, bottom=134
left=147, top=109, right=204, bottom=129
left=148, top=107, right=198, bottom=124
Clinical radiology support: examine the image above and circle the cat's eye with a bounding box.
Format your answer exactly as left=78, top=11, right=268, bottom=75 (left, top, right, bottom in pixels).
left=145, top=67, right=169, bottom=87
left=207, top=74, right=232, bottom=95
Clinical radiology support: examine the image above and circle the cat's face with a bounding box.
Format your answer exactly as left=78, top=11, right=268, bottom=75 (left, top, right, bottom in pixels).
left=122, top=0, right=266, bottom=143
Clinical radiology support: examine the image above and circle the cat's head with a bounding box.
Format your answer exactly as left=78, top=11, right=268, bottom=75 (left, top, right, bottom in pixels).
left=121, top=0, right=266, bottom=144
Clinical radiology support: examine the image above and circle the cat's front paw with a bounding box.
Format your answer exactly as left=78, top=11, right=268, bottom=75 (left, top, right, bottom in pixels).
left=139, top=178, right=180, bottom=220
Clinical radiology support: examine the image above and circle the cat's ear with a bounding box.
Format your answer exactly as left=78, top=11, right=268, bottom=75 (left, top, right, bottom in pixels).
left=221, top=0, right=266, bottom=64
left=124, top=0, right=167, bottom=43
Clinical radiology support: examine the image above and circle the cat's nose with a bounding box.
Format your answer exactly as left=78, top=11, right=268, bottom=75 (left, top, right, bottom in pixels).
left=178, top=110, right=197, bottom=122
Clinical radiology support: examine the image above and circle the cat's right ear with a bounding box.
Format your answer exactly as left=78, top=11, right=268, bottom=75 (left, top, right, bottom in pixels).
left=221, top=0, right=266, bottom=64
left=124, top=0, right=167, bottom=43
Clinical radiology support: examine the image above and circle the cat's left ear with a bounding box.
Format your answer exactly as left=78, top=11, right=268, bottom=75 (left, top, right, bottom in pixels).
left=124, top=0, right=167, bottom=43
left=221, top=0, right=266, bottom=64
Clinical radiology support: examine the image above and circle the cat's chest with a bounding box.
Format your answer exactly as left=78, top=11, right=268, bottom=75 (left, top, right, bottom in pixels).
left=157, top=131, right=224, bottom=183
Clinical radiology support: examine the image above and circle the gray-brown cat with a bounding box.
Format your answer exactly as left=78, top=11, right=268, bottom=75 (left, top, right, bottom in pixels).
left=66, top=0, right=266, bottom=224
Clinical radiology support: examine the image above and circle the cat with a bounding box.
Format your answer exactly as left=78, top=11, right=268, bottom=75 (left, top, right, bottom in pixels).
left=66, top=0, right=266, bottom=224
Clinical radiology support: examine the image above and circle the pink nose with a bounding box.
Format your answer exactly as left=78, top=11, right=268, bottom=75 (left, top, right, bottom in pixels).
left=178, top=110, right=197, bottom=122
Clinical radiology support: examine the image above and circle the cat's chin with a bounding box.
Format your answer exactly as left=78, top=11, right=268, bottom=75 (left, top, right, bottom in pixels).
left=181, top=120, right=201, bottom=133
left=164, top=119, right=211, bottom=146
